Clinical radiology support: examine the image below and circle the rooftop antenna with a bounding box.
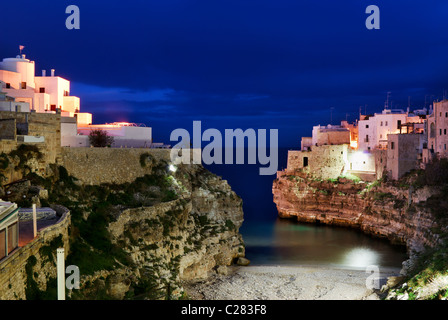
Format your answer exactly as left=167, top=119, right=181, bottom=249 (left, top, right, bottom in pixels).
left=385, top=91, right=391, bottom=109
left=330, top=106, right=334, bottom=124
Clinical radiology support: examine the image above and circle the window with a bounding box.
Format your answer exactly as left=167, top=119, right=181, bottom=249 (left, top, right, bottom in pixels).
left=21, top=82, right=26, bottom=89
left=7, top=223, right=18, bottom=254
left=0, top=229, right=5, bottom=260
left=380, top=121, right=383, bottom=126
left=446, top=112, right=448, bottom=118
left=366, top=125, right=369, bottom=128
left=397, top=120, right=402, bottom=129
left=64, top=90, right=69, bottom=96
left=385, top=121, right=388, bottom=126
left=39, top=87, right=45, bottom=93
left=380, top=134, right=382, bottom=139
left=303, top=157, right=308, bottom=167
left=5, top=83, right=10, bottom=89
left=390, top=142, right=395, bottom=150
left=441, top=129, right=443, bottom=136
left=50, top=105, right=56, bottom=111
left=365, top=135, right=369, bottom=142
left=445, top=129, right=447, bottom=135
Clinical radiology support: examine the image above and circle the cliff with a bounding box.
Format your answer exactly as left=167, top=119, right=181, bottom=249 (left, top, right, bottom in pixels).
left=273, top=166, right=448, bottom=299
left=0, top=147, right=245, bottom=300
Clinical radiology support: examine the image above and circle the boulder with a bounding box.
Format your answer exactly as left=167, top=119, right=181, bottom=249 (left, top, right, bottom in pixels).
left=236, top=257, right=250, bottom=266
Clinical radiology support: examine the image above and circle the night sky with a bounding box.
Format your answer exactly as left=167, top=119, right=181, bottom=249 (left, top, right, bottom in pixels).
left=2, top=0, right=448, bottom=147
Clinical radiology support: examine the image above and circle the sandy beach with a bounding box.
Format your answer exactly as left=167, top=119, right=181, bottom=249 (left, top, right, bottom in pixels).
left=183, top=265, right=402, bottom=300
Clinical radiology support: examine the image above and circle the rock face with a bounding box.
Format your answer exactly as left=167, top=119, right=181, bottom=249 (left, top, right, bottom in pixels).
left=72, top=163, right=245, bottom=300
left=272, top=170, right=444, bottom=258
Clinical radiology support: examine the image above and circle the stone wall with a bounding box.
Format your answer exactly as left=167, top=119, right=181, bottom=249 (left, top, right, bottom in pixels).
left=0, top=119, right=16, bottom=141
left=0, top=112, right=62, bottom=164
left=0, top=207, right=70, bottom=300
left=286, top=145, right=349, bottom=180
left=61, top=147, right=172, bottom=185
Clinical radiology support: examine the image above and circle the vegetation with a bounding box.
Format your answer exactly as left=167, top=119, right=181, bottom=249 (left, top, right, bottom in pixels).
left=88, top=129, right=114, bottom=147
left=413, top=157, right=448, bottom=188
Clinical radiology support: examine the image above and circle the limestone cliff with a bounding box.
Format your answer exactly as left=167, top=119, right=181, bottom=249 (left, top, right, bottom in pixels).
left=0, top=147, right=245, bottom=300
left=273, top=167, right=448, bottom=299
left=62, top=161, right=245, bottom=300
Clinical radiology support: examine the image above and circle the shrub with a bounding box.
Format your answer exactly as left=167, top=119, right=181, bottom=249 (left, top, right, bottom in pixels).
left=88, top=129, right=114, bottom=147
left=416, top=157, right=448, bottom=187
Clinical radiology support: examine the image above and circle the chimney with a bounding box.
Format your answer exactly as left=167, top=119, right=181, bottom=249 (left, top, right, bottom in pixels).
left=51, top=69, right=55, bottom=77
left=21, top=54, right=26, bottom=59
left=42, top=70, right=46, bottom=77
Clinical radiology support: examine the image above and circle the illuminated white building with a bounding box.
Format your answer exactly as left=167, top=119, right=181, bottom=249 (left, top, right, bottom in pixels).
left=358, top=108, right=424, bottom=151
left=62, top=121, right=153, bottom=148
left=0, top=54, right=92, bottom=125
left=0, top=52, right=157, bottom=148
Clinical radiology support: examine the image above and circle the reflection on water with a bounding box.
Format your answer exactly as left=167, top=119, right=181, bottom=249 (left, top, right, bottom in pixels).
left=240, top=218, right=408, bottom=270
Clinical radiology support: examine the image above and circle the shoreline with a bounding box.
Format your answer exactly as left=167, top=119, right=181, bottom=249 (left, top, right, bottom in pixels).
left=183, top=264, right=402, bottom=300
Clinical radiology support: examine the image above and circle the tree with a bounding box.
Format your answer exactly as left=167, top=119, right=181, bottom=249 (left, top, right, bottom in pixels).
left=88, top=129, right=114, bottom=147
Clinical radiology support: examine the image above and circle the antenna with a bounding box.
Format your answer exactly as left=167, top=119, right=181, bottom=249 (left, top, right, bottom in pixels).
left=330, top=106, right=334, bottom=124
left=385, top=92, right=391, bottom=109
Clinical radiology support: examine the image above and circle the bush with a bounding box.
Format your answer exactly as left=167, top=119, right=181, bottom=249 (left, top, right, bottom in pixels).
left=88, top=129, right=114, bottom=147
left=416, top=157, right=448, bottom=186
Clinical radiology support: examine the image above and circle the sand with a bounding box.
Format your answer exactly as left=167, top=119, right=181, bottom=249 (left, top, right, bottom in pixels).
left=183, top=265, right=401, bottom=300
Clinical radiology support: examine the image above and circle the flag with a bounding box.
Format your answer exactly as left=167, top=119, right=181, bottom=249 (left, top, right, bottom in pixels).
left=19, top=45, right=25, bottom=53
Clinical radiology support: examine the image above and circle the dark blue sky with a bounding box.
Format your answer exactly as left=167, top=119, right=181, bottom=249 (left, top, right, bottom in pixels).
left=2, top=0, right=448, bottom=147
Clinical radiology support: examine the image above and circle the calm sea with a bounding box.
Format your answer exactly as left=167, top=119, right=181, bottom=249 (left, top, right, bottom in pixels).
left=204, top=147, right=408, bottom=271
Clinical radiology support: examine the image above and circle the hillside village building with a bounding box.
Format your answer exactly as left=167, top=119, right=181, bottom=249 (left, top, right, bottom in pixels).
left=0, top=53, right=156, bottom=149
left=358, top=109, right=425, bottom=151
left=424, top=100, right=448, bottom=163
left=287, top=106, right=433, bottom=181
left=0, top=55, right=91, bottom=125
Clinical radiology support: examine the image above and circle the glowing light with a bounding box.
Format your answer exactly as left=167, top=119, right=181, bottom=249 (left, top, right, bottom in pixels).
left=169, top=164, right=177, bottom=173
left=342, top=247, right=379, bottom=268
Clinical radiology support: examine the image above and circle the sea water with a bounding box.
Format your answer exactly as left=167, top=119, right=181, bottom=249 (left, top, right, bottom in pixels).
left=204, top=147, right=408, bottom=271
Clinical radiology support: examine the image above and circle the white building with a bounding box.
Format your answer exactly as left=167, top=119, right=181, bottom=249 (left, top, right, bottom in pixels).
left=0, top=54, right=92, bottom=125
left=0, top=81, right=30, bottom=112
left=63, top=121, right=153, bottom=148
left=358, top=108, right=425, bottom=151
left=0, top=52, right=157, bottom=149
